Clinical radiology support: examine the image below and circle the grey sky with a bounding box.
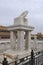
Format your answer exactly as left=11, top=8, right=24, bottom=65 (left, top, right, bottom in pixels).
left=0, top=0, right=43, bottom=33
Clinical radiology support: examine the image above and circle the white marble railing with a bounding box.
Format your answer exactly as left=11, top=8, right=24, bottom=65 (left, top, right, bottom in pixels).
left=31, top=40, right=43, bottom=51
left=0, top=39, right=10, bottom=43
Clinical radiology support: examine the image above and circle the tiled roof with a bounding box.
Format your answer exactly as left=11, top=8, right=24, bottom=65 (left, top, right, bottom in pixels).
left=0, top=26, right=8, bottom=30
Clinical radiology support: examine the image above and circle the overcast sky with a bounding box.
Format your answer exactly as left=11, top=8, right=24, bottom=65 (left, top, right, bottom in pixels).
left=0, top=0, right=43, bottom=33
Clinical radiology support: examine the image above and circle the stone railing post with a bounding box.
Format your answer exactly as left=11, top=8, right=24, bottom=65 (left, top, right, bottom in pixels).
left=30, top=50, right=35, bottom=65
left=2, top=57, right=9, bottom=65
left=15, top=61, right=17, bottom=65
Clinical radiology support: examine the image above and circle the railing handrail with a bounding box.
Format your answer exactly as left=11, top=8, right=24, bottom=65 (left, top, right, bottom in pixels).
left=1, top=50, right=43, bottom=65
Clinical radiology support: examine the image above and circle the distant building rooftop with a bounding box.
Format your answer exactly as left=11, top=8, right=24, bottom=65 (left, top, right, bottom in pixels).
left=0, top=26, right=10, bottom=39
left=0, top=26, right=8, bottom=30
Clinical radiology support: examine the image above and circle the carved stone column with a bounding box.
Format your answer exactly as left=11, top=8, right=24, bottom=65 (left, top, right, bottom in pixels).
left=25, top=31, right=31, bottom=51
left=10, top=31, right=16, bottom=49
left=34, top=36, right=37, bottom=51
left=28, top=31, right=31, bottom=50
left=25, top=31, right=28, bottom=50
left=17, top=31, right=25, bottom=51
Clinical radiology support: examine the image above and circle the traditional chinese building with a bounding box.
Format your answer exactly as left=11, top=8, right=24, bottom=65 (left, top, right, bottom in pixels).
left=0, top=26, right=10, bottom=39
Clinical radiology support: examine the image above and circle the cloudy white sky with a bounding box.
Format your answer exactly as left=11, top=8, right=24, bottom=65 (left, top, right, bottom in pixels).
left=0, top=0, right=43, bottom=33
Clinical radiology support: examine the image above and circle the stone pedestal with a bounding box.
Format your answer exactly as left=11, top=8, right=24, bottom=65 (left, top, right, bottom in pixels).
left=2, top=11, right=34, bottom=64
